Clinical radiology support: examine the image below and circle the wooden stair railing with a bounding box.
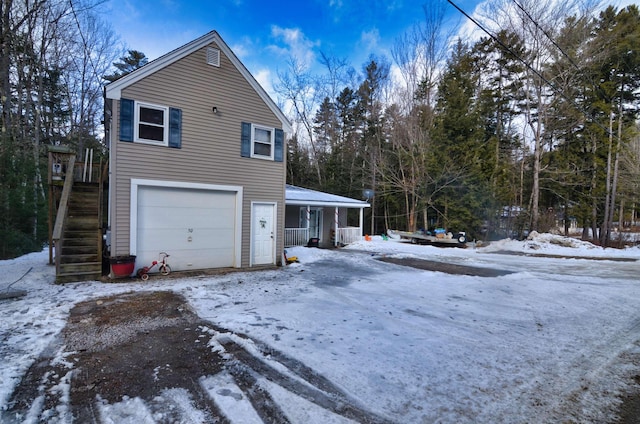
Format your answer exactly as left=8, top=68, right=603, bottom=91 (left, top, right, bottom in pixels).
left=52, top=155, right=103, bottom=283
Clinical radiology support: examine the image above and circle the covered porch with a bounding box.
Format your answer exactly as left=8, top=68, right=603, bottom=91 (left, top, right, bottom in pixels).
left=285, top=185, right=370, bottom=248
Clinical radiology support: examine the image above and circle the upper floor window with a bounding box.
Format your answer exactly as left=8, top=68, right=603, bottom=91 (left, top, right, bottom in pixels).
left=135, top=102, right=169, bottom=146
left=251, top=125, right=274, bottom=160
left=240, top=121, right=283, bottom=162
left=119, top=98, right=182, bottom=148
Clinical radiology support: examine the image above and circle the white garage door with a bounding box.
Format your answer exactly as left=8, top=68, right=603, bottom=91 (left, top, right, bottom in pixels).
left=136, top=185, right=237, bottom=271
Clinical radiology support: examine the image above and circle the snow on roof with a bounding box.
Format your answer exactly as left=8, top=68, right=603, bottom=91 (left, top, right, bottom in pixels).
left=285, top=184, right=370, bottom=208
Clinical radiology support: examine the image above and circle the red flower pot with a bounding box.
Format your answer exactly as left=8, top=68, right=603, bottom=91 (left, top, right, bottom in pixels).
left=110, top=255, right=136, bottom=278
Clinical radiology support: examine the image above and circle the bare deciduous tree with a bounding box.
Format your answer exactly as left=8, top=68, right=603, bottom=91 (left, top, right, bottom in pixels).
left=0, top=0, right=120, bottom=258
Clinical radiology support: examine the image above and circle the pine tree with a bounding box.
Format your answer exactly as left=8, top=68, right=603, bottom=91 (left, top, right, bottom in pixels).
left=104, top=50, right=148, bottom=82
left=431, top=40, right=486, bottom=233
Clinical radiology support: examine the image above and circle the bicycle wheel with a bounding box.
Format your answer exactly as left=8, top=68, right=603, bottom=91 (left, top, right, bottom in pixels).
left=160, top=264, right=171, bottom=276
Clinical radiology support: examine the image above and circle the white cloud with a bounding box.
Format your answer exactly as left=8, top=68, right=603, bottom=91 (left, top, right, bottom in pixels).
left=252, top=67, right=295, bottom=133
left=269, top=26, right=319, bottom=70
left=359, top=28, right=380, bottom=52
left=328, top=0, right=344, bottom=20
left=384, top=0, right=402, bottom=13
left=114, top=0, right=141, bottom=22
left=452, top=0, right=494, bottom=44
left=254, top=68, right=275, bottom=98
left=230, top=42, right=249, bottom=60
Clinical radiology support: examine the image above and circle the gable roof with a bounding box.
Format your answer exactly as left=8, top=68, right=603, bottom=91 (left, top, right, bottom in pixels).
left=285, top=185, right=370, bottom=208
left=104, top=30, right=291, bottom=133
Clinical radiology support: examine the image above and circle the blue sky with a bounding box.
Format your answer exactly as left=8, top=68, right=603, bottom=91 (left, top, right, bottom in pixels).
left=103, top=0, right=633, bottom=96
left=104, top=0, right=477, bottom=89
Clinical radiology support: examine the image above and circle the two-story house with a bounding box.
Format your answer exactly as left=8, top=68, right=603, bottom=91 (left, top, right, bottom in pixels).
left=104, top=31, right=291, bottom=276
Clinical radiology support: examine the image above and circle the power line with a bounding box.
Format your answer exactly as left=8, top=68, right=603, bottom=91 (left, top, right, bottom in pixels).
left=511, top=0, right=582, bottom=72
left=68, top=0, right=109, bottom=133
left=447, top=0, right=569, bottom=98
left=512, top=0, right=615, bottom=126
left=446, top=0, right=553, bottom=87
left=446, top=0, right=612, bottom=137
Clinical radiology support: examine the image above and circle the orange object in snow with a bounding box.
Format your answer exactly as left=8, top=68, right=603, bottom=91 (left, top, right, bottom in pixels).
left=364, top=235, right=372, bottom=241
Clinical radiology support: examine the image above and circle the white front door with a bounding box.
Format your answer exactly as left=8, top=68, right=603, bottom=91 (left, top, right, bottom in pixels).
left=252, top=203, right=275, bottom=265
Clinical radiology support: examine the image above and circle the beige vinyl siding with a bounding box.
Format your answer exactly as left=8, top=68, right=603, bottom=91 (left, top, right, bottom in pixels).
left=110, top=41, right=285, bottom=267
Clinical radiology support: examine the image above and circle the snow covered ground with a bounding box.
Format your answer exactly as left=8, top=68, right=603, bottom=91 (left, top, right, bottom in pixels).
left=1, top=233, right=640, bottom=423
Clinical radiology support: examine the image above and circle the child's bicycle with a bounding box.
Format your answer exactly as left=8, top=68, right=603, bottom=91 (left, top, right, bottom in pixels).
left=136, top=252, right=171, bottom=280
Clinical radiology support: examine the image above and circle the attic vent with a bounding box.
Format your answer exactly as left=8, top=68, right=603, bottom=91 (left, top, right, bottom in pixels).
left=206, top=47, right=220, bottom=67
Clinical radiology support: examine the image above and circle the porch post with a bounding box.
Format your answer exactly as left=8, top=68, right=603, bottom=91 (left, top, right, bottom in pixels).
left=306, top=205, right=310, bottom=244
left=335, top=207, right=339, bottom=247
left=359, top=208, right=364, bottom=239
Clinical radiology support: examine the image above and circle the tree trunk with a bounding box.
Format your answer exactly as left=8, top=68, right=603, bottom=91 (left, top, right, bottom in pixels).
left=591, top=203, right=599, bottom=242
left=403, top=190, right=413, bottom=231
left=601, top=110, right=615, bottom=246
left=589, top=131, right=600, bottom=243
left=423, top=207, right=428, bottom=232
left=0, top=0, right=12, bottom=134
left=607, top=101, right=623, bottom=244
left=383, top=199, right=390, bottom=233
left=563, top=200, right=569, bottom=236
left=531, top=125, right=541, bottom=232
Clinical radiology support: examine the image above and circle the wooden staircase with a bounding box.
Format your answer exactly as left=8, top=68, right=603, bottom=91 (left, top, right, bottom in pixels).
left=56, top=182, right=102, bottom=283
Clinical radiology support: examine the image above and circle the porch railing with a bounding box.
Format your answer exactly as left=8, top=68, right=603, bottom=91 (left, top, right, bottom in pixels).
left=285, top=228, right=309, bottom=247
left=336, top=227, right=362, bottom=246
left=285, top=226, right=363, bottom=247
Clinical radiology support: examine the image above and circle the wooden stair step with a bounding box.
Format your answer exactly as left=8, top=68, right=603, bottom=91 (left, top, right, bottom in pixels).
left=62, top=239, right=98, bottom=248
left=55, top=181, right=103, bottom=284
left=60, top=253, right=99, bottom=263
left=56, top=271, right=102, bottom=284
left=65, top=221, right=99, bottom=231
left=63, top=229, right=99, bottom=237
left=59, top=262, right=102, bottom=273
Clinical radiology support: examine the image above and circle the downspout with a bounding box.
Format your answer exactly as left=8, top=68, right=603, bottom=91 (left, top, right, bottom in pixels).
left=104, top=86, right=113, bottom=255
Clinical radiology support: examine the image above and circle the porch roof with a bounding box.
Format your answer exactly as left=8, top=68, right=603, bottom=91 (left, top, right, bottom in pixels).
left=285, top=185, right=370, bottom=209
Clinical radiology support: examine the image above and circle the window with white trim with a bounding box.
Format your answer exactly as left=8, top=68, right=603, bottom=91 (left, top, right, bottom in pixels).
left=135, top=102, right=169, bottom=145
left=251, top=124, right=274, bottom=159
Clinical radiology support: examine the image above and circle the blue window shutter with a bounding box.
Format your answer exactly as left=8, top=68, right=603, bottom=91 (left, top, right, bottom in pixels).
left=274, top=128, right=284, bottom=162
left=241, top=122, right=251, bottom=157
left=119, top=98, right=134, bottom=142
left=168, top=107, right=182, bottom=148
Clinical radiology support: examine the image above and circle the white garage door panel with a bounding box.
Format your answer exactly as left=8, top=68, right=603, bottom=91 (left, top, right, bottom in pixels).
left=174, top=247, right=235, bottom=268
left=138, top=201, right=236, bottom=221
left=141, top=228, right=235, bottom=251
left=136, top=186, right=237, bottom=272
left=138, top=207, right=236, bottom=230
left=139, top=186, right=235, bottom=206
